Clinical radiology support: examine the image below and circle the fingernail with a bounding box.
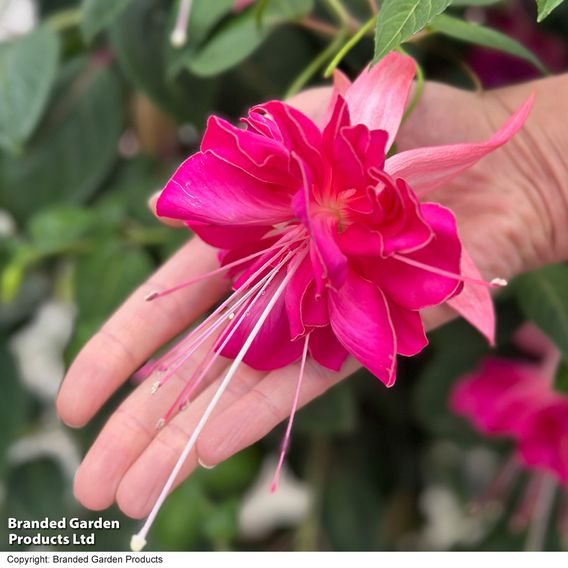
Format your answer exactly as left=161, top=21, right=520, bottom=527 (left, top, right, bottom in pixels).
left=147, top=190, right=161, bottom=210
left=198, top=458, right=215, bottom=470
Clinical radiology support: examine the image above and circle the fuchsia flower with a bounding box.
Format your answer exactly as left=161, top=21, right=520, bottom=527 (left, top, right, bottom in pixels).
left=156, top=52, right=531, bottom=385
left=130, top=53, right=532, bottom=551
left=450, top=325, right=568, bottom=541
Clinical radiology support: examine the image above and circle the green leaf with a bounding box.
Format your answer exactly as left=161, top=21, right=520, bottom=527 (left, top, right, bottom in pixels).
left=322, top=457, right=383, bottom=550
left=430, top=14, right=547, bottom=73
left=450, top=0, right=503, bottom=6
left=186, top=0, right=313, bottom=77
left=167, top=0, right=235, bottom=78
left=27, top=205, right=97, bottom=255
left=413, top=319, right=488, bottom=438
left=4, top=459, right=66, bottom=523
left=554, top=358, right=568, bottom=395
left=200, top=448, right=261, bottom=497
left=202, top=500, right=240, bottom=546
left=153, top=479, right=209, bottom=551
left=515, top=264, right=568, bottom=358
left=81, top=0, right=133, bottom=41
left=373, top=0, right=451, bottom=63
left=536, top=0, right=566, bottom=21
left=110, top=0, right=218, bottom=122
left=0, top=343, right=28, bottom=473
left=185, top=0, right=235, bottom=46
left=295, top=381, right=357, bottom=434
left=0, top=27, right=60, bottom=152
left=0, top=63, right=123, bottom=222
left=74, top=241, right=153, bottom=325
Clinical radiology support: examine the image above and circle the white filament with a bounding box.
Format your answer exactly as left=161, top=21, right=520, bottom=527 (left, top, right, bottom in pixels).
left=130, top=250, right=307, bottom=550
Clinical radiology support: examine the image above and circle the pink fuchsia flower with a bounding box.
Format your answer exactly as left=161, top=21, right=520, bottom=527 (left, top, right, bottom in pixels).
left=450, top=325, right=568, bottom=544
left=130, top=53, right=532, bottom=551
left=450, top=326, right=567, bottom=482
left=157, top=53, right=532, bottom=386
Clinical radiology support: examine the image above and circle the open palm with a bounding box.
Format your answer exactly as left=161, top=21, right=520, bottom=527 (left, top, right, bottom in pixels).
left=56, top=74, right=568, bottom=521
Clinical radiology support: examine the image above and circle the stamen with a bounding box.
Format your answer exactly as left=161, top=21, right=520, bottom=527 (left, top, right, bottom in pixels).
left=152, top=249, right=298, bottom=391
left=525, top=475, right=557, bottom=551
left=145, top=233, right=305, bottom=302
left=471, top=454, right=520, bottom=512
left=142, top=233, right=303, bottom=378
left=130, top=250, right=308, bottom=551
left=158, top=248, right=301, bottom=426
left=270, top=333, right=310, bottom=493
left=392, top=253, right=508, bottom=289
left=510, top=474, right=543, bottom=533
left=557, top=492, right=568, bottom=547
left=170, top=0, right=193, bottom=48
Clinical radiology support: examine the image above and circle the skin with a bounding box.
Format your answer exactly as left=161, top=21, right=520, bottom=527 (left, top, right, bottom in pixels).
left=56, top=75, right=568, bottom=519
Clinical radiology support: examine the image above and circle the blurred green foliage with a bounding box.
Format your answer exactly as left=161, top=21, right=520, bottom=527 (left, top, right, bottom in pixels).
left=0, top=0, right=568, bottom=553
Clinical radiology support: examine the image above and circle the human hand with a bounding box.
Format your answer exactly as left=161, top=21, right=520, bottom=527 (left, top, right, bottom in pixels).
left=56, top=75, right=568, bottom=520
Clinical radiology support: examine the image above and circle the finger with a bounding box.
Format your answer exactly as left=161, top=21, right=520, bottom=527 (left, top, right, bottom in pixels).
left=286, top=86, right=333, bottom=124
left=73, top=335, right=230, bottom=511
left=196, top=357, right=360, bottom=468
left=115, top=363, right=266, bottom=518
left=148, top=191, right=185, bottom=228
left=57, top=237, right=230, bottom=427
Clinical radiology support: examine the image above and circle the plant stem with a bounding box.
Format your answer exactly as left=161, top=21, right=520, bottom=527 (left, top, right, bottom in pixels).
left=324, top=0, right=351, bottom=26
left=298, top=16, right=339, bottom=37
left=324, top=15, right=375, bottom=77
left=401, top=52, right=425, bottom=125
left=285, top=29, right=348, bottom=98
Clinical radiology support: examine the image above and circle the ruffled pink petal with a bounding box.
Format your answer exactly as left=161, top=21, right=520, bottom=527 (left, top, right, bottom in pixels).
left=308, top=213, right=348, bottom=290
left=331, top=124, right=371, bottom=192
left=251, top=101, right=326, bottom=184
left=450, top=358, right=549, bottom=436
left=219, top=271, right=304, bottom=370
left=157, top=152, right=292, bottom=226
left=292, top=172, right=348, bottom=290
left=518, top=398, right=568, bottom=482
left=285, top=256, right=313, bottom=340
left=189, top=222, right=271, bottom=249
left=328, top=270, right=397, bottom=386
left=302, top=281, right=329, bottom=328
left=447, top=247, right=495, bottom=345
left=218, top=234, right=280, bottom=281
left=338, top=224, right=383, bottom=257
left=387, top=301, right=428, bottom=357
left=309, top=325, right=349, bottom=372
left=378, top=179, right=434, bottom=256
left=361, top=203, right=461, bottom=310
left=324, top=71, right=352, bottom=127
left=344, top=52, right=416, bottom=150
left=385, top=95, right=534, bottom=196
left=201, top=115, right=296, bottom=186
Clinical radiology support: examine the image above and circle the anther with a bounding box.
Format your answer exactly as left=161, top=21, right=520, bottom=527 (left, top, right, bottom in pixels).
left=490, top=278, right=508, bottom=287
